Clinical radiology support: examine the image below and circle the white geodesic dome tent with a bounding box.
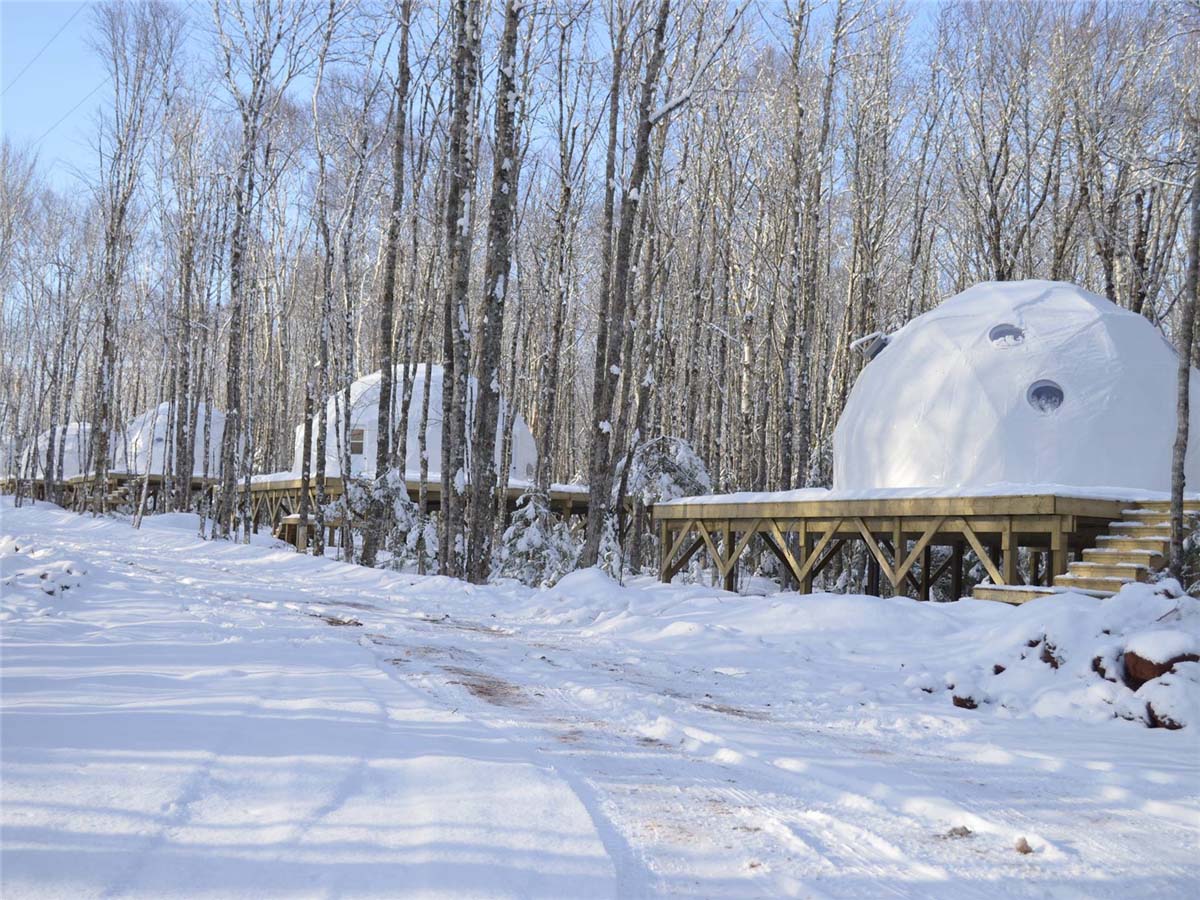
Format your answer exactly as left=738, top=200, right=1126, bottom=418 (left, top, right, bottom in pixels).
left=21, top=423, right=95, bottom=480
left=833, top=280, right=1200, bottom=493
left=116, top=403, right=226, bottom=477
left=293, top=364, right=538, bottom=483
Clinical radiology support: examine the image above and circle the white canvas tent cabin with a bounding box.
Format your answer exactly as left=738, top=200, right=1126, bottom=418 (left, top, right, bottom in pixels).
left=242, top=365, right=590, bottom=539
left=291, top=364, right=539, bottom=485
left=654, top=281, right=1200, bottom=603
left=6, top=405, right=229, bottom=511
left=1, top=436, right=17, bottom=480
left=20, top=423, right=97, bottom=481
left=114, top=402, right=226, bottom=479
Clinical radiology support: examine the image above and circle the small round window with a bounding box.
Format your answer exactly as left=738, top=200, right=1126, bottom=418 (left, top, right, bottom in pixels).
left=989, top=323, right=1025, bottom=347
left=1027, top=380, right=1064, bottom=414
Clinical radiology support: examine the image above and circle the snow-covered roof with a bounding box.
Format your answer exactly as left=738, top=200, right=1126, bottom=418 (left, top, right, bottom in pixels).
left=293, top=364, right=538, bottom=483
left=832, top=280, right=1198, bottom=493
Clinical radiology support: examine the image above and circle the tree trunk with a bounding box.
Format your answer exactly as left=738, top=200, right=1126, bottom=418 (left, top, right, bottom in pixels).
left=466, top=0, right=523, bottom=583
left=1170, top=138, right=1200, bottom=582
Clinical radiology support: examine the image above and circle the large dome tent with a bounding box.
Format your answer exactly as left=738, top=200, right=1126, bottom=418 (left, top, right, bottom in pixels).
left=115, top=402, right=226, bottom=477
left=293, top=364, right=538, bottom=485
left=20, top=423, right=98, bottom=480
left=832, top=280, right=1199, bottom=494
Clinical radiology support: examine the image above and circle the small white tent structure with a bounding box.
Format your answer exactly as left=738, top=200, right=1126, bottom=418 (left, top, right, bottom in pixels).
left=293, top=364, right=538, bottom=484
left=833, top=280, right=1199, bottom=493
left=115, top=403, right=226, bottom=477
left=21, top=423, right=96, bottom=480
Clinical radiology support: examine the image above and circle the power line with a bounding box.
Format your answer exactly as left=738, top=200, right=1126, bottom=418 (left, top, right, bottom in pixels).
left=2, top=3, right=87, bottom=97
left=33, top=78, right=109, bottom=147
left=28, top=0, right=203, bottom=148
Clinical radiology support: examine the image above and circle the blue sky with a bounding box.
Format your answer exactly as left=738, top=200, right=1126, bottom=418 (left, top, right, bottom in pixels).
left=3, top=0, right=948, bottom=192
left=2, top=1, right=108, bottom=188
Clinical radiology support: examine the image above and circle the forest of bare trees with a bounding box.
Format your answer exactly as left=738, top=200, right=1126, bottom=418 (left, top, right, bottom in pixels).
left=2, top=0, right=1198, bottom=584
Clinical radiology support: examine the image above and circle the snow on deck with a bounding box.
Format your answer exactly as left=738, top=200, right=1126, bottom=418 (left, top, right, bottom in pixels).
left=2, top=500, right=1198, bottom=897
left=662, top=481, right=1199, bottom=507
left=249, top=469, right=589, bottom=495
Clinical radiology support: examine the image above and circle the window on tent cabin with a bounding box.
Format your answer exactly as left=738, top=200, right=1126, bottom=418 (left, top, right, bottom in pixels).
left=350, top=428, right=365, bottom=456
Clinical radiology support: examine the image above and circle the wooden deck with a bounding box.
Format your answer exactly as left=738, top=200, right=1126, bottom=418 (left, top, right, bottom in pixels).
left=652, top=493, right=1132, bottom=600
left=2, top=472, right=590, bottom=534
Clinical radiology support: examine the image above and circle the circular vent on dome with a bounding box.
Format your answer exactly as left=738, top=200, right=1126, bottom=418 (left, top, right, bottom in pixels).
left=1027, top=380, right=1064, bottom=414
left=989, top=323, right=1025, bottom=347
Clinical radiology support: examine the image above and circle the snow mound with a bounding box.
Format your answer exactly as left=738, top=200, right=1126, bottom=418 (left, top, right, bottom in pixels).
left=908, top=581, right=1200, bottom=729
left=834, top=280, right=1200, bottom=492
left=1, top=535, right=87, bottom=620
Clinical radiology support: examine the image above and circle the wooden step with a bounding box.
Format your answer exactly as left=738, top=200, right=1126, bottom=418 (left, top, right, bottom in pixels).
left=1130, top=500, right=1200, bottom=514
left=1083, top=546, right=1165, bottom=568
left=1110, top=522, right=1171, bottom=539
left=1122, top=509, right=1198, bottom=527
left=1053, top=573, right=1126, bottom=594
left=1065, top=561, right=1149, bottom=581
left=972, top=584, right=1064, bottom=605
left=1096, top=534, right=1169, bottom=554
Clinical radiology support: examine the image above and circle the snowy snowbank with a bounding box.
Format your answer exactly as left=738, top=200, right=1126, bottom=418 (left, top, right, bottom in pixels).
left=3, top=500, right=1198, bottom=897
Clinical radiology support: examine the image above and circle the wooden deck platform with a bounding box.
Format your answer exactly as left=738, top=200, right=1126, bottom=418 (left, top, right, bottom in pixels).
left=652, top=492, right=1134, bottom=600
left=2, top=472, right=590, bottom=534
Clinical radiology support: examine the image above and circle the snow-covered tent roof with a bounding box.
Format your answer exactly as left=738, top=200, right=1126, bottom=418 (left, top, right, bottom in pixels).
left=293, top=364, right=538, bottom=484
left=115, top=403, right=226, bottom=477
left=21, top=423, right=96, bottom=480
left=833, top=280, right=1200, bottom=493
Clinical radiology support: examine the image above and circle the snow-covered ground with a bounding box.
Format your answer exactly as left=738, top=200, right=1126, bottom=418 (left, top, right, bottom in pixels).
left=2, top=500, right=1198, bottom=898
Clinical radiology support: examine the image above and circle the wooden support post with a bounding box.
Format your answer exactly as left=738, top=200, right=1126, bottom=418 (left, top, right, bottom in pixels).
left=951, top=540, right=964, bottom=600
left=892, top=518, right=905, bottom=597
left=722, top=522, right=736, bottom=593
left=1002, top=517, right=1018, bottom=586
left=800, top=527, right=814, bottom=595
left=867, top=554, right=881, bottom=596
left=920, top=544, right=932, bottom=601
left=1050, top=520, right=1068, bottom=579
left=658, top=520, right=670, bottom=582
left=664, top=536, right=704, bottom=582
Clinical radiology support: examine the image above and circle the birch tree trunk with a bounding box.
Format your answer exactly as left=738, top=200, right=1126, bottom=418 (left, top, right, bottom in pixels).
left=1170, top=133, right=1200, bottom=581
left=439, top=0, right=482, bottom=578
left=466, top=0, right=523, bottom=583
left=361, top=0, right=413, bottom=568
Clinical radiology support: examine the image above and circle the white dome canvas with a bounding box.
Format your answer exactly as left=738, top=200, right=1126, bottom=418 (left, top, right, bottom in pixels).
left=117, top=403, right=226, bottom=477
left=22, top=423, right=96, bottom=480
left=833, top=280, right=1199, bottom=493
left=293, top=364, right=538, bottom=484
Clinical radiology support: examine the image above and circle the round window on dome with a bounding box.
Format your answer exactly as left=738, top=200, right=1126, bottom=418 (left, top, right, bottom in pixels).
left=989, top=323, right=1025, bottom=347
left=1027, top=380, right=1064, bottom=414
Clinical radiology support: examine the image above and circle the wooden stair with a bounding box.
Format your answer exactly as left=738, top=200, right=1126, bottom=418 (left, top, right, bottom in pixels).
left=971, top=584, right=1061, bottom=605
left=972, top=501, right=1194, bottom=603
left=1053, top=503, right=1193, bottom=596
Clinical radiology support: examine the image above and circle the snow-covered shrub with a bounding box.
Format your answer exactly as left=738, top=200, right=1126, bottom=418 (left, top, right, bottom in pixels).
left=624, top=436, right=712, bottom=506
left=1173, top=514, right=1200, bottom=594
left=495, top=491, right=578, bottom=587
left=621, top=436, right=712, bottom=576
left=597, top=511, right=623, bottom=580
